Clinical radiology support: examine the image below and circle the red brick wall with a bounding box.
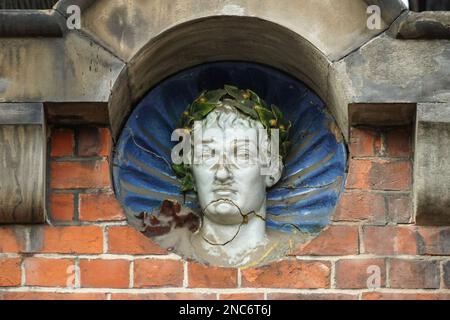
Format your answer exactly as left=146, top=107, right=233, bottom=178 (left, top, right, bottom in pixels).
left=0, top=125, right=449, bottom=300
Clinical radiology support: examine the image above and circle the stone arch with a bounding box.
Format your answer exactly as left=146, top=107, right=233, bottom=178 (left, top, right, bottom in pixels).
left=101, top=0, right=406, bottom=140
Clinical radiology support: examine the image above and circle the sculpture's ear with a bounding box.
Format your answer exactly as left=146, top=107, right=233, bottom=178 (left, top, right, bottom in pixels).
left=265, top=159, right=283, bottom=188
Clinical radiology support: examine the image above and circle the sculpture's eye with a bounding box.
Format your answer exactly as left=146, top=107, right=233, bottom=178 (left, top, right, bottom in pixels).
left=235, top=147, right=250, bottom=160
left=201, top=147, right=216, bottom=161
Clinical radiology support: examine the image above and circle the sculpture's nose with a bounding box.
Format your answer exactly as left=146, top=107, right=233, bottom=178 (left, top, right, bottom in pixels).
left=214, top=161, right=233, bottom=182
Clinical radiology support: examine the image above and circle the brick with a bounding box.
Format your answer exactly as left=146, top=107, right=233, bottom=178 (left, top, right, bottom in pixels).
left=188, top=263, right=237, bottom=288
left=51, top=128, right=74, bottom=157
left=111, top=293, right=216, bottom=300
left=363, top=292, right=450, bottom=300
left=241, top=260, right=330, bottom=289
left=268, top=293, right=358, bottom=300
left=134, top=259, right=183, bottom=288
left=79, top=193, right=125, bottom=221
left=293, top=225, right=358, bottom=256
left=363, top=226, right=418, bottom=255
left=108, top=226, right=166, bottom=255
left=80, top=259, right=130, bottom=288
left=0, top=292, right=107, bottom=300
left=78, top=127, right=111, bottom=157
left=346, top=159, right=372, bottom=190
left=385, top=127, right=412, bottom=157
left=389, top=259, right=440, bottom=289
left=387, top=194, right=412, bottom=224
left=50, top=160, right=111, bottom=189
left=24, top=258, right=74, bottom=287
left=335, top=259, right=386, bottom=289
left=416, top=227, right=450, bottom=255
left=444, top=261, right=450, bottom=288
left=0, top=227, right=26, bottom=253
left=31, top=226, right=103, bottom=254
left=349, top=127, right=380, bottom=157
left=0, top=258, right=21, bottom=287
left=346, top=159, right=412, bottom=191
left=219, top=293, right=264, bottom=300
left=333, top=191, right=386, bottom=223
left=49, top=193, right=74, bottom=222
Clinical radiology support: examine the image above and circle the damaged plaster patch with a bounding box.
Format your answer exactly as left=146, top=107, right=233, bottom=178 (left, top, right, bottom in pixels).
left=220, top=4, right=245, bottom=16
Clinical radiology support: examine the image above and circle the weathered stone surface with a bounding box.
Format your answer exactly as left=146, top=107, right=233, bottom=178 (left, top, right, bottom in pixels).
left=364, top=0, right=407, bottom=24
left=0, top=10, right=63, bottom=37
left=68, top=0, right=406, bottom=139
left=45, top=102, right=109, bottom=125
left=331, top=33, right=450, bottom=136
left=414, top=103, right=450, bottom=225
left=334, top=34, right=450, bottom=105
left=0, top=0, right=58, bottom=10
left=0, top=32, right=124, bottom=103
left=0, top=103, right=46, bottom=223
left=110, top=16, right=331, bottom=138
left=348, top=103, right=416, bottom=127
left=391, top=11, right=450, bottom=40
left=74, top=0, right=397, bottom=62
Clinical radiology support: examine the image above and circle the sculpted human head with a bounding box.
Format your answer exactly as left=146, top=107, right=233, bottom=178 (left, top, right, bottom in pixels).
left=191, top=103, right=283, bottom=226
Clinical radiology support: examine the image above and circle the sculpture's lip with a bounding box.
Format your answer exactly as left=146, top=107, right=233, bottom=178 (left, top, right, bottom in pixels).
left=213, top=186, right=237, bottom=195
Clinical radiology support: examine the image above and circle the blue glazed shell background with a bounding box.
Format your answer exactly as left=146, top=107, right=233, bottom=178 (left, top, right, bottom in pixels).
left=113, top=62, right=347, bottom=234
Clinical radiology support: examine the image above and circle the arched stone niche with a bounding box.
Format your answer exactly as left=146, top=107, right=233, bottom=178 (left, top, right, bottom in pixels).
left=108, top=16, right=332, bottom=140
left=102, top=0, right=404, bottom=265
left=112, top=62, right=347, bottom=267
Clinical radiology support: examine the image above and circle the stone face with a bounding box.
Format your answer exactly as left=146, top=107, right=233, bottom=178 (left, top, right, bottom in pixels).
left=415, top=103, right=450, bottom=225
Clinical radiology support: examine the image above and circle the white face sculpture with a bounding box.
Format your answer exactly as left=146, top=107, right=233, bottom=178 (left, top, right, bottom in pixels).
left=191, top=105, right=283, bottom=230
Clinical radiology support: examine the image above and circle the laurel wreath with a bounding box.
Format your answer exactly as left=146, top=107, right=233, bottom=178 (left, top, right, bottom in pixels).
left=172, top=85, right=292, bottom=193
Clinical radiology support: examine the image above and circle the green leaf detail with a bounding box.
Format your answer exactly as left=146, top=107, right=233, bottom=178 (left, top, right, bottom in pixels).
left=271, top=104, right=283, bottom=121
left=231, top=100, right=258, bottom=119
left=180, top=179, right=194, bottom=192
left=204, top=89, right=227, bottom=103
left=224, top=85, right=241, bottom=99
left=254, top=105, right=273, bottom=129
left=171, top=163, right=187, bottom=177
left=174, top=85, right=293, bottom=194
left=190, top=102, right=217, bottom=120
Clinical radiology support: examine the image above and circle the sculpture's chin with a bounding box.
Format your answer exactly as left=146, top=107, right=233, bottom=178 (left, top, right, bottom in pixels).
left=204, top=201, right=242, bottom=225
left=215, top=202, right=237, bottom=215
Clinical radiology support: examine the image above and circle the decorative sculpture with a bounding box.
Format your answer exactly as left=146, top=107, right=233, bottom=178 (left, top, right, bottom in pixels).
left=113, top=62, right=347, bottom=267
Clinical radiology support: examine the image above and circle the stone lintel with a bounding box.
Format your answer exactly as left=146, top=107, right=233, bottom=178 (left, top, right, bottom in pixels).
left=45, top=102, right=109, bottom=126
left=0, top=10, right=63, bottom=37
left=349, top=103, right=416, bottom=127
